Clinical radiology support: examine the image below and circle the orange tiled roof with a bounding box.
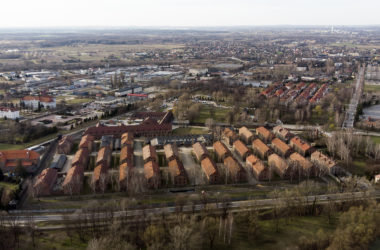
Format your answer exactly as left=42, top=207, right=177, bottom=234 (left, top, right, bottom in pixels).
left=201, top=156, right=218, bottom=177
left=271, top=138, right=291, bottom=155
left=256, top=126, right=273, bottom=140
left=168, top=158, right=186, bottom=177
left=142, top=145, right=157, bottom=162
left=22, top=95, right=55, bottom=103
left=311, top=151, right=336, bottom=169
left=290, top=136, right=311, bottom=152
left=213, top=141, right=230, bottom=158
left=0, top=150, right=40, bottom=161
left=289, top=152, right=313, bottom=170
left=233, top=140, right=249, bottom=157
left=144, top=160, right=160, bottom=179
left=252, top=139, right=270, bottom=155
left=192, top=142, right=208, bottom=160
left=120, top=145, right=133, bottom=163
left=239, top=126, right=254, bottom=139
left=164, top=144, right=179, bottom=160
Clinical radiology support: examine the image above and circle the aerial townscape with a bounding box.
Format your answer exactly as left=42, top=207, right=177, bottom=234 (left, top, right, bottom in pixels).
left=0, top=1, right=379, bottom=250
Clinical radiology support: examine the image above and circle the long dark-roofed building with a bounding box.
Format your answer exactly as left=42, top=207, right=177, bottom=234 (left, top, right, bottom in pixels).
left=84, top=111, right=173, bottom=139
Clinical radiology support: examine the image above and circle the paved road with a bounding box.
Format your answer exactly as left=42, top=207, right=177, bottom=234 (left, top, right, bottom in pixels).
left=6, top=190, right=380, bottom=228
left=343, top=66, right=365, bottom=129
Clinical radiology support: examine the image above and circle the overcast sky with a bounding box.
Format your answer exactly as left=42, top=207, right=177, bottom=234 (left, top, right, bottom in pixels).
left=1, top=0, right=379, bottom=28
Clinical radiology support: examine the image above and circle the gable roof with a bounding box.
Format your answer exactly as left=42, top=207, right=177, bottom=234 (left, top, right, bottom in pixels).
left=289, top=152, right=313, bottom=170
left=290, top=136, right=311, bottom=152
left=142, top=145, right=158, bottom=162
left=164, top=143, right=179, bottom=160
left=233, top=140, right=249, bottom=157
left=239, top=126, right=254, bottom=139
left=120, top=145, right=133, bottom=163
left=256, top=126, right=273, bottom=140
left=192, top=142, right=208, bottom=160
left=213, top=141, right=230, bottom=158
left=168, top=158, right=186, bottom=177
left=252, top=139, right=270, bottom=155
left=0, top=150, right=40, bottom=162
left=144, top=160, right=160, bottom=179
left=271, top=138, right=291, bottom=155
left=201, top=156, right=218, bottom=177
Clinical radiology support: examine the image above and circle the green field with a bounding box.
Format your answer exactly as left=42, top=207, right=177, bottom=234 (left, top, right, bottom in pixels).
left=193, top=105, right=230, bottom=124
left=371, top=136, right=380, bottom=144
left=21, top=213, right=339, bottom=250
left=0, top=143, right=25, bottom=150
left=64, top=98, right=93, bottom=105
left=172, top=127, right=208, bottom=135
left=0, top=181, right=19, bottom=192
left=364, top=84, right=380, bottom=93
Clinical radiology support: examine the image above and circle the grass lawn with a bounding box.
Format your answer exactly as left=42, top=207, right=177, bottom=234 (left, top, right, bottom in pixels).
left=0, top=143, right=25, bottom=150
left=351, top=160, right=367, bottom=176
left=0, top=181, right=19, bottom=192
left=371, top=136, right=380, bottom=144
left=172, top=127, right=208, bottom=135
left=193, top=105, right=230, bottom=124
left=364, top=84, right=380, bottom=93
left=65, top=98, right=93, bottom=105
left=20, top=231, right=87, bottom=250
left=215, top=215, right=337, bottom=250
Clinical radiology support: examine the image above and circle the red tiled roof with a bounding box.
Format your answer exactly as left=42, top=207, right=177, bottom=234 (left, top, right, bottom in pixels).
left=290, top=137, right=311, bottom=152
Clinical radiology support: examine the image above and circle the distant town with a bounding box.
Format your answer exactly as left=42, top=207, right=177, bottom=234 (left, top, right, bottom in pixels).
left=0, top=27, right=379, bottom=250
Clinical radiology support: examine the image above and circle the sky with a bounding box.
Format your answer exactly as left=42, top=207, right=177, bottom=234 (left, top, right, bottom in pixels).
left=1, top=0, right=379, bottom=28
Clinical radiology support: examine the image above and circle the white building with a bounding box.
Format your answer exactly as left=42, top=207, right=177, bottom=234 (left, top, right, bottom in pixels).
left=0, top=107, right=20, bottom=119
left=21, top=96, right=56, bottom=110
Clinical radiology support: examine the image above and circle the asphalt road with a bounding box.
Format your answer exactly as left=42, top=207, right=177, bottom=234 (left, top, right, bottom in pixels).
left=6, top=190, right=380, bottom=227
left=343, top=66, right=365, bottom=129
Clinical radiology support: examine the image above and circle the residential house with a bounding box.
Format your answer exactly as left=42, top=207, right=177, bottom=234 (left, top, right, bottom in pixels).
left=213, top=141, right=231, bottom=161
left=121, top=132, right=134, bottom=147
left=33, top=168, right=58, bottom=196
left=289, top=152, right=314, bottom=177
left=164, top=144, right=179, bottom=162
left=0, top=150, right=40, bottom=174
left=239, top=126, right=254, bottom=144
left=57, top=135, right=74, bottom=155
left=256, top=127, right=274, bottom=143
left=223, top=127, right=238, bottom=145
left=79, top=134, right=94, bottom=152
left=96, top=146, right=111, bottom=169
left=21, top=95, right=56, bottom=110
left=268, top=154, right=290, bottom=179
left=142, top=145, right=158, bottom=163
left=246, top=154, right=272, bottom=181
left=252, top=139, right=272, bottom=159
left=120, top=145, right=133, bottom=165
left=119, top=161, right=134, bottom=191
left=233, top=140, right=250, bottom=160
left=271, top=138, right=292, bottom=158
left=200, top=156, right=220, bottom=184
left=311, top=151, right=340, bottom=175
left=92, top=163, right=109, bottom=191
left=273, top=126, right=294, bottom=142
left=192, top=142, right=209, bottom=162
left=71, top=148, right=90, bottom=170
left=168, top=158, right=188, bottom=186
left=0, top=107, right=20, bottom=120
left=223, top=156, right=247, bottom=183
left=144, top=161, right=161, bottom=189
left=289, top=137, right=312, bottom=156
left=62, top=165, right=84, bottom=195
